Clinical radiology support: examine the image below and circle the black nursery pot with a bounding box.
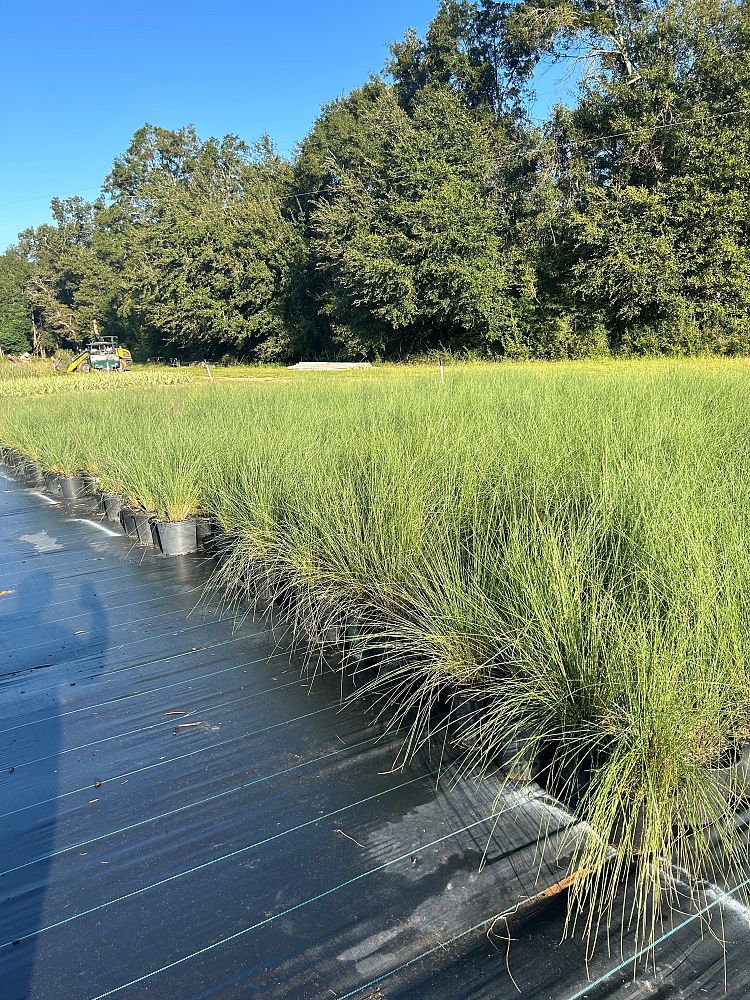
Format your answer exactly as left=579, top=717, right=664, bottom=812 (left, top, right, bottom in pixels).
left=80, top=472, right=97, bottom=495
left=23, top=461, right=45, bottom=488
left=120, top=507, right=138, bottom=538
left=155, top=519, right=197, bottom=556
left=44, top=471, right=61, bottom=496
left=103, top=494, right=123, bottom=522
left=6, top=450, right=23, bottom=477
left=194, top=516, right=218, bottom=552
left=90, top=490, right=106, bottom=515
left=134, top=512, right=156, bottom=547
left=59, top=475, right=86, bottom=502
left=711, top=741, right=750, bottom=801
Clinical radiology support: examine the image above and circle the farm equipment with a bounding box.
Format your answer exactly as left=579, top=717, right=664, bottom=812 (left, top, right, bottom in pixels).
left=67, top=337, right=132, bottom=374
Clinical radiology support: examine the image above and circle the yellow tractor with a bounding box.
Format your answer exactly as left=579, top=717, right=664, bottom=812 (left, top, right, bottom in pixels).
left=67, top=337, right=132, bottom=373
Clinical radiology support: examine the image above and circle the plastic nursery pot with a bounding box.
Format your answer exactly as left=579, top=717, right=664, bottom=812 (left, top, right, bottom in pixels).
left=103, top=494, right=123, bottom=522
left=23, top=461, right=45, bottom=488
left=80, top=472, right=98, bottom=495
left=5, top=450, right=22, bottom=477
left=345, top=626, right=389, bottom=680
left=495, top=730, right=554, bottom=784
left=154, top=519, right=197, bottom=556
left=711, top=741, right=750, bottom=801
left=43, top=471, right=61, bottom=496
left=134, top=512, right=156, bottom=547
left=194, top=516, right=219, bottom=552
left=90, top=490, right=106, bottom=515
left=120, top=507, right=139, bottom=539
left=59, top=475, right=86, bottom=502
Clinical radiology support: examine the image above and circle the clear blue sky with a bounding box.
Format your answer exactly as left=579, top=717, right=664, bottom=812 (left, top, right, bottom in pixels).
left=0, top=1, right=577, bottom=250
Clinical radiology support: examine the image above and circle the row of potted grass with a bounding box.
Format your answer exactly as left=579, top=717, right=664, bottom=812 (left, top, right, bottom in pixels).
left=2, top=362, right=750, bottom=951
left=0, top=444, right=205, bottom=556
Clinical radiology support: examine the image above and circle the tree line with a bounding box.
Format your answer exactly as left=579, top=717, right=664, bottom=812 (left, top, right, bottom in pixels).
left=2, top=0, right=749, bottom=362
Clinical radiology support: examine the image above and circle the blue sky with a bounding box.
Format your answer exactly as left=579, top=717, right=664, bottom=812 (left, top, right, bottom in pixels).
left=0, top=1, right=577, bottom=250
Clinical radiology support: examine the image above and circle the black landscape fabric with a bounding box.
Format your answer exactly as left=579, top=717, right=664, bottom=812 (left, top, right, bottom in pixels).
left=1, top=476, right=749, bottom=999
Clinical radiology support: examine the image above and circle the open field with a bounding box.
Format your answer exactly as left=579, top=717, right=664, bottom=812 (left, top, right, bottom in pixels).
left=2, top=357, right=750, bottom=947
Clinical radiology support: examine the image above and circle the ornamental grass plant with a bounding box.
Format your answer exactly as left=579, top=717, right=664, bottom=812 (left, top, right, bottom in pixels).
left=2, top=357, right=750, bottom=949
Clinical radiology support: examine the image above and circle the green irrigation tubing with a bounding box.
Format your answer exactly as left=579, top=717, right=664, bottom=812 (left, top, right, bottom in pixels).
left=1, top=670, right=302, bottom=763
left=0, top=650, right=288, bottom=733
left=4, top=674, right=310, bottom=769
left=0, top=728, right=403, bottom=878
left=87, top=797, right=533, bottom=1000
left=2, top=598, right=224, bottom=654
left=1, top=768, right=440, bottom=950
left=0, top=580, right=206, bottom=630
left=0, top=631, right=253, bottom=698
left=0, top=702, right=338, bottom=819
left=334, top=869, right=750, bottom=1000
left=333, top=907, right=523, bottom=1000
left=562, top=872, right=750, bottom=1000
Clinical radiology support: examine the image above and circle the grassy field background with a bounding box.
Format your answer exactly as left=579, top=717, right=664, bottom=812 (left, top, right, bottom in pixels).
left=2, top=356, right=749, bottom=947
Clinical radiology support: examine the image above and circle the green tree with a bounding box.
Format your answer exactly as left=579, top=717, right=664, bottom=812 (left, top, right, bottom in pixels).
left=0, top=249, right=32, bottom=353
left=388, top=0, right=526, bottom=116
left=103, top=126, right=305, bottom=359
left=510, top=0, right=750, bottom=352
left=306, top=85, right=534, bottom=357
left=18, top=196, right=118, bottom=352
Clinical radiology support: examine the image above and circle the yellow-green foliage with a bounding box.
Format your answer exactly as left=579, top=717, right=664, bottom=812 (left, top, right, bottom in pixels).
left=2, top=357, right=750, bottom=947
left=0, top=365, right=194, bottom=397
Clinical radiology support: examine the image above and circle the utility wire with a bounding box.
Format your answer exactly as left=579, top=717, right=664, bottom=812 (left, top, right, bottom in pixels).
left=279, top=106, right=750, bottom=203
left=3, top=107, right=747, bottom=214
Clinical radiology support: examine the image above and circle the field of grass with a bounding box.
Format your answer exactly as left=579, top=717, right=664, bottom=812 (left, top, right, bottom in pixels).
left=2, top=356, right=750, bottom=949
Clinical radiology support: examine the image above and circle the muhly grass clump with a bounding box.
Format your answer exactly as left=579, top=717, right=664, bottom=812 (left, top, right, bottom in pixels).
left=2, top=359, right=750, bottom=951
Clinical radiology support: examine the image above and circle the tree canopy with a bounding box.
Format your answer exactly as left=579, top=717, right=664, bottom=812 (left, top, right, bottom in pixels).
left=7, top=0, right=750, bottom=361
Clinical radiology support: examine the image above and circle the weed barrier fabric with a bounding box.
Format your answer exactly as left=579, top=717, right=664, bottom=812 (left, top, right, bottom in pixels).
left=0, top=480, right=749, bottom=999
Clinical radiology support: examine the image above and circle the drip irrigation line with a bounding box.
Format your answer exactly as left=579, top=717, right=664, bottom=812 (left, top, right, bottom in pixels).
left=0, top=566, right=209, bottom=619
left=332, top=910, right=516, bottom=1000
left=0, top=701, right=337, bottom=819
left=36, top=613, right=239, bottom=662
left=0, top=540, right=118, bottom=570
left=86, top=798, right=528, bottom=1000
left=0, top=649, right=287, bottom=733
left=0, top=549, right=117, bottom=579
left=0, top=768, right=437, bottom=950
left=2, top=615, right=235, bottom=673
left=0, top=504, right=66, bottom=518
left=0, top=728, right=401, bottom=878
left=1, top=674, right=309, bottom=769
left=562, top=872, right=750, bottom=1000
